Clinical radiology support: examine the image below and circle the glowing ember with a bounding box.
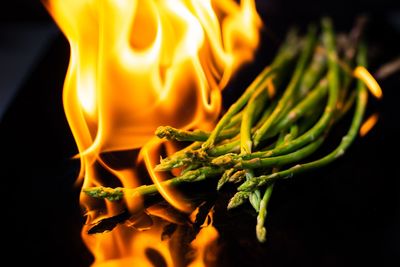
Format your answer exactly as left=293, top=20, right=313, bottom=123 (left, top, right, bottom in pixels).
left=354, top=66, right=383, bottom=99
left=43, top=0, right=261, bottom=265
left=360, top=113, right=379, bottom=137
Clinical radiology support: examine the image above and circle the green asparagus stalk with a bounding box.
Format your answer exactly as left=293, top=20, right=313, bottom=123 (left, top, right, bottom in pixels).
left=270, top=78, right=328, bottom=135
left=217, top=168, right=235, bottom=190
left=236, top=137, right=324, bottom=169
left=240, top=86, right=268, bottom=154
left=297, top=46, right=327, bottom=98
left=154, top=142, right=202, bottom=171
left=253, top=130, right=284, bottom=240
left=238, top=40, right=368, bottom=193
left=256, top=122, right=300, bottom=242
left=211, top=78, right=328, bottom=165
left=85, top=166, right=224, bottom=201
left=249, top=19, right=339, bottom=158
left=201, top=30, right=300, bottom=151
left=253, top=25, right=317, bottom=147
left=240, top=82, right=269, bottom=211
left=256, top=183, right=274, bottom=242
left=229, top=128, right=287, bottom=212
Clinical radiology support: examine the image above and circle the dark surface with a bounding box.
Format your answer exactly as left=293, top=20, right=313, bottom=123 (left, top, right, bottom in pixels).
left=1, top=0, right=399, bottom=266
left=0, top=0, right=51, bottom=22
left=0, top=23, right=58, bottom=120
left=1, top=34, right=93, bottom=266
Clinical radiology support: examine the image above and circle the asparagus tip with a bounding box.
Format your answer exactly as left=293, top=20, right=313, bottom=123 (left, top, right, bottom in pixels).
left=185, top=149, right=209, bottom=162
left=249, top=191, right=261, bottom=212
left=211, top=153, right=236, bottom=167
left=83, top=187, right=124, bottom=201
left=228, top=170, right=246, bottom=184
left=227, top=191, right=250, bottom=210
left=153, top=164, right=169, bottom=172
left=155, top=126, right=171, bottom=139
left=256, top=225, right=267, bottom=243
left=154, top=155, right=190, bottom=172
left=321, top=17, right=333, bottom=28
left=217, top=169, right=233, bottom=191
left=237, top=179, right=258, bottom=192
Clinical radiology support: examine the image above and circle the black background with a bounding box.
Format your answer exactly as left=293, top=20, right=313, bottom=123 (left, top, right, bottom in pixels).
left=1, top=0, right=399, bottom=266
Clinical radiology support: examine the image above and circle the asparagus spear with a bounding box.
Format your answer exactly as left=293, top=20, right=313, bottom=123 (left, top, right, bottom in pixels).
left=201, top=30, right=301, bottom=151
left=238, top=28, right=368, bottom=193
left=240, top=83, right=268, bottom=211
left=256, top=183, right=274, bottom=242
left=84, top=166, right=224, bottom=201
left=210, top=78, right=328, bottom=165
left=228, top=128, right=287, bottom=212
left=256, top=121, right=300, bottom=242
left=253, top=25, right=317, bottom=147
left=247, top=19, right=340, bottom=158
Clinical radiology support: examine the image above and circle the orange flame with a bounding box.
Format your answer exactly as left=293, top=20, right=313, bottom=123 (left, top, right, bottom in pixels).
left=189, top=209, right=219, bottom=267
left=44, top=0, right=261, bottom=265
left=141, top=138, right=193, bottom=213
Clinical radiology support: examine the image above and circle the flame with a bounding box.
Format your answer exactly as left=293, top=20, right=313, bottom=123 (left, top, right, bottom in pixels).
left=84, top=220, right=174, bottom=267
left=189, top=209, right=219, bottom=267
left=44, top=0, right=261, bottom=156
left=44, top=0, right=260, bottom=265
left=141, top=138, right=193, bottom=213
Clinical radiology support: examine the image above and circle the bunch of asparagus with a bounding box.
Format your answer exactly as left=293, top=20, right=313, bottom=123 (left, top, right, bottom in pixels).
left=85, top=18, right=373, bottom=242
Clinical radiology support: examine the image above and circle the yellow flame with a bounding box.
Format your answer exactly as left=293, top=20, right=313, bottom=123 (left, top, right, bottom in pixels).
left=360, top=113, right=379, bottom=137
left=354, top=66, right=383, bottom=99
left=44, top=0, right=261, bottom=265
left=45, top=0, right=261, bottom=157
